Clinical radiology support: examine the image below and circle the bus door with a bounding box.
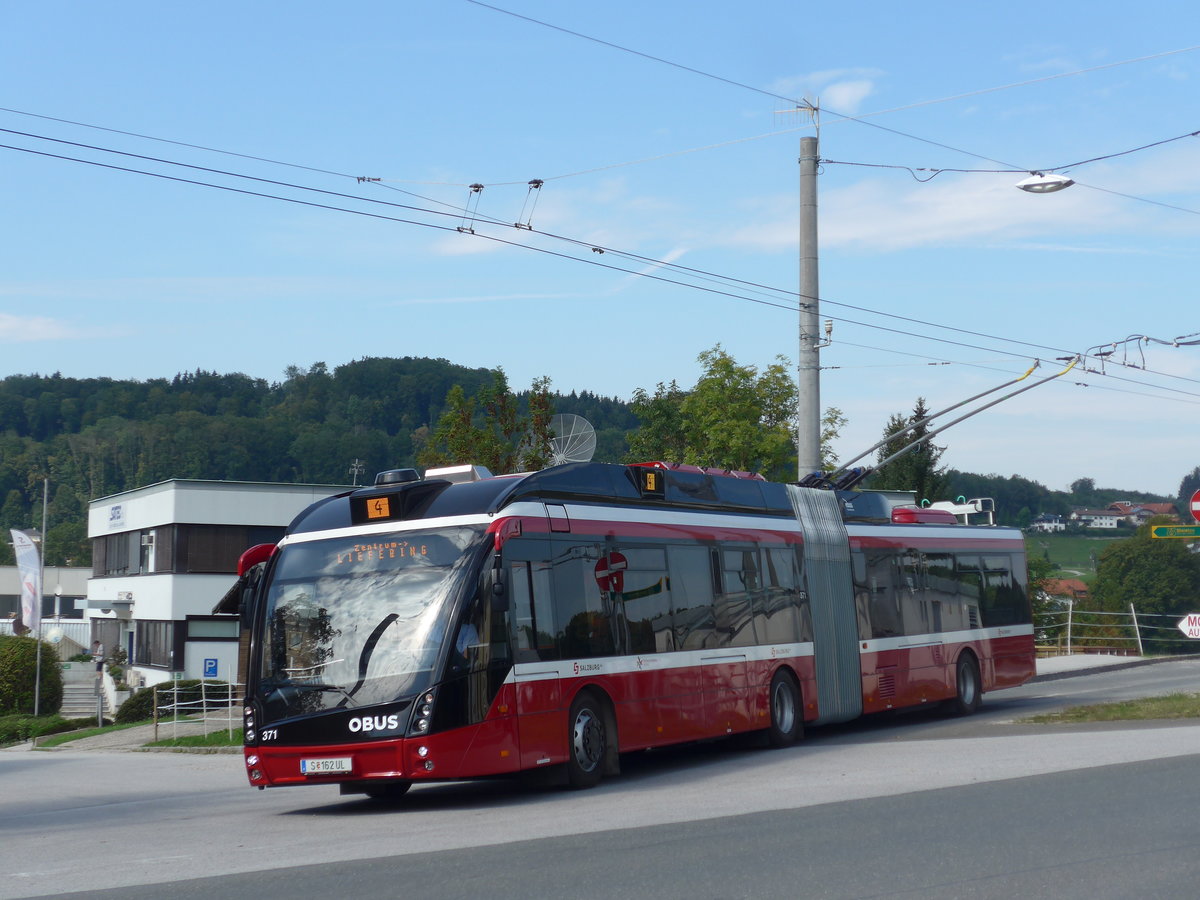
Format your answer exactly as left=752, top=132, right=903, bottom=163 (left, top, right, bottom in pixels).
left=506, top=535, right=562, bottom=771
left=704, top=547, right=759, bottom=735
left=667, top=546, right=717, bottom=741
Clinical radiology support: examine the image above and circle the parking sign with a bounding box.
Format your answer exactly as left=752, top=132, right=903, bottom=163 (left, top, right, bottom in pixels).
left=203, top=658, right=218, bottom=678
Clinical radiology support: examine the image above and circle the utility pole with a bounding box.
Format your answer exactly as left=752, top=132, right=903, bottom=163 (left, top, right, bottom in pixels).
left=797, top=133, right=821, bottom=477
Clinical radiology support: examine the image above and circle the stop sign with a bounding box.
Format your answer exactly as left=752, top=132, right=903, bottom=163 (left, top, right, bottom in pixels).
left=1191, top=489, right=1200, bottom=524
left=594, top=552, right=627, bottom=593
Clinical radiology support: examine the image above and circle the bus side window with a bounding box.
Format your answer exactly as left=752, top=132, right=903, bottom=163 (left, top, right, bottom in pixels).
left=851, top=551, right=871, bottom=641
left=619, top=547, right=672, bottom=654
left=868, top=552, right=901, bottom=638
left=982, top=555, right=1024, bottom=626
left=762, top=545, right=807, bottom=643
left=553, top=542, right=614, bottom=660
left=510, top=562, right=539, bottom=662
left=716, top=548, right=760, bottom=647
left=511, top=559, right=560, bottom=662
left=668, top=545, right=716, bottom=650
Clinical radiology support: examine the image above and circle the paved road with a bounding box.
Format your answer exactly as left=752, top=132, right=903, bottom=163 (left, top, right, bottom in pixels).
left=3, top=657, right=1198, bottom=899
left=49, top=755, right=1200, bottom=900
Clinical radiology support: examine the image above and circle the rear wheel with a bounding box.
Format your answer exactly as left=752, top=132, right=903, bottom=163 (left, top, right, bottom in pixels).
left=566, top=691, right=608, bottom=789
left=766, top=670, right=802, bottom=747
left=947, top=654, right=982, bottom=716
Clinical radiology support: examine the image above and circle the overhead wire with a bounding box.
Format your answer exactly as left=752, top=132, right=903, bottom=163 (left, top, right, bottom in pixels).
left=462, top=2, right=1200, bottom=210
left=4, top=125, right=1200, bottom=406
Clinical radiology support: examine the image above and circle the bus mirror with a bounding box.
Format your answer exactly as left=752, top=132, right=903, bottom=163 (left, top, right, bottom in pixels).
left=485, top=564, right=509, bottom=612
left=240, top=566, right=262, bottom=628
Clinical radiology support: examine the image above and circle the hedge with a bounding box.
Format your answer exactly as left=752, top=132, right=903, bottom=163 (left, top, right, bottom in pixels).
left=0, top=635, right=64, bottom=714
left=0, top=714, right=94, bottom=746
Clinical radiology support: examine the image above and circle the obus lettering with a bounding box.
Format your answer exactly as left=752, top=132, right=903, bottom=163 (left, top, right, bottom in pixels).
left=347, top=714, right=400, bottom=733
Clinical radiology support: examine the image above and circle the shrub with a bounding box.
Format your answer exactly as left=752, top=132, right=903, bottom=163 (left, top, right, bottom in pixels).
left=0, top=714, right=81, bottom=746
left=0, top=635, right=64, bottom=714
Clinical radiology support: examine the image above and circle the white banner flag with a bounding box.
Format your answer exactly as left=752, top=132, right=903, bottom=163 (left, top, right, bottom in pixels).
left=10, top=529, right=41, bottom=634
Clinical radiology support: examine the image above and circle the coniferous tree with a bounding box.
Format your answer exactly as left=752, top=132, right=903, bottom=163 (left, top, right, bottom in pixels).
left=867, top=398, right=948, bottom=503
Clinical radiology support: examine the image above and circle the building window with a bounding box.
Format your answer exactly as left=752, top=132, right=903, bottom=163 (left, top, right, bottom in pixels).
left=179, top=525, right=284, bottom=574
left=94, top=532, right=137, bottom=576
left=134, top=620, right=175, bottom=668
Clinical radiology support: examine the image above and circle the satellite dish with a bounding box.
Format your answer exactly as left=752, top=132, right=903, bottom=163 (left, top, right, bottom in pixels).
left=548, top=414, right=596, bottom=465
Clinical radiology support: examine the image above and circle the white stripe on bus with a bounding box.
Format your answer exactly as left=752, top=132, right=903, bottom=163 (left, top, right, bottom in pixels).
left=505, top=642, right=816, bottom=683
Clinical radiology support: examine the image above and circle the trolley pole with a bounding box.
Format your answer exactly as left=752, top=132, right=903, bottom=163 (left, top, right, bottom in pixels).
left=797, top=134, right=821, bottom=478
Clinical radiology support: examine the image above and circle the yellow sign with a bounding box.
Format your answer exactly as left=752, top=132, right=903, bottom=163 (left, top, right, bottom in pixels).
left=366, top=497, right=391, bottom=520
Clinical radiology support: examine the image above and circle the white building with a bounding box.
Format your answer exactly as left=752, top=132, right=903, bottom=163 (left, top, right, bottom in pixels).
left=1028, top=514, right=1066, bottom=533
left=1068, top=508, right=1122, bottom=529
left=86, top=479, right=347, bottom=688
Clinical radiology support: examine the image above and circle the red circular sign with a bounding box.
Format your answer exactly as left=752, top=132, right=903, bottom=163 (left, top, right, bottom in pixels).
left=1190, top=489, right=1200, bottom=524
left=594, top=552, right=627, bottom=593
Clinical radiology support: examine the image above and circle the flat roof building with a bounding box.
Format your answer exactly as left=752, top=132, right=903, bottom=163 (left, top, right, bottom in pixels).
left=86, top=479, right=347, bottom=687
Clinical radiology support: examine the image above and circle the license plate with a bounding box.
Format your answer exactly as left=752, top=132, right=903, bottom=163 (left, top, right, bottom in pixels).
left=300, top=757, right=353, bottom=775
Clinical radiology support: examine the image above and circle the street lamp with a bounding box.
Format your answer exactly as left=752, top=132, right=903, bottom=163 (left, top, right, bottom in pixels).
left=1015, top=172, right=1074, bottom=194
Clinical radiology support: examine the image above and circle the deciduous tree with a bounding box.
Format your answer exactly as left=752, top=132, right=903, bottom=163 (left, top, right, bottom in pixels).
left=1091, top=517, right=1200, bottom=618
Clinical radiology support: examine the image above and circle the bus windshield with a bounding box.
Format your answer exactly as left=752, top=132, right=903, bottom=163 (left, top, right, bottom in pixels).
left=256, top=525, right=486, bottom=722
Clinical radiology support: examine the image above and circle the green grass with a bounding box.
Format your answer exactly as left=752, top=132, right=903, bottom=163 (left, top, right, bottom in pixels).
left=35, top=720, right=151, bottom=748
left=1021, top=693, right=1200, bottom=723
left=145, top=728, right=242, bottom=748
left=1025, top=533, right=1124, bottom=583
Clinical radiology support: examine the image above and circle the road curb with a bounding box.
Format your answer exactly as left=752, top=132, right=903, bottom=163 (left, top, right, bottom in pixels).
left=1031, top=656, right=1186, bottom=683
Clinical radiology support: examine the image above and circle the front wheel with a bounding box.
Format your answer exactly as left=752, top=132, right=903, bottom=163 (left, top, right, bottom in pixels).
left=947, top=654, right=982, bottom=716
left=766, top=670, right=803, bottom=747
left=566, top=691, right=608, bottom=789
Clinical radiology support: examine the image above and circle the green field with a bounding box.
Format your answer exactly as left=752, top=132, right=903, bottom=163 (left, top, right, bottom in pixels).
left=1025, top=533, right=1124, bottom=584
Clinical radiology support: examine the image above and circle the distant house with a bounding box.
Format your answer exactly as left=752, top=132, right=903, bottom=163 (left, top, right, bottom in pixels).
left=1042, top=578, right=1089, bottom=602
left=1069, top=508, right=1122, bottom=529
left=1029, top=514, right=1065, bottom=533
left=1108, top=501, right=1179, bottom=524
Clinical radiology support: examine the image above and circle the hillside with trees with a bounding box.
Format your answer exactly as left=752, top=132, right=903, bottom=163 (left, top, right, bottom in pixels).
left=0, top=357, right=635, bottom=566
left=0, top=355, right=1188, bottom=567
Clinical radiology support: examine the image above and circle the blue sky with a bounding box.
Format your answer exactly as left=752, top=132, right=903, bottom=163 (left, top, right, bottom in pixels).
left=2, top=1, right=1199, bottom=498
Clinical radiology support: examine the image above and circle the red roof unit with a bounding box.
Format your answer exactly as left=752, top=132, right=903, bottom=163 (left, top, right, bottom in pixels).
left=891, top=507, right=959, bottom=525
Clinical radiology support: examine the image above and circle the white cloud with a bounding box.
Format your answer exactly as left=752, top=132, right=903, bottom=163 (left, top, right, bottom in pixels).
left=768, top=68, right=884, bottom=115
left=717, top=168, right=1141, bottom=253
left=0, top=313, right=82, bottom=342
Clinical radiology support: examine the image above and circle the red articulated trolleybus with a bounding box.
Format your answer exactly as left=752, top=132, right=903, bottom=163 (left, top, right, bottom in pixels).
left=224, top=461, right=1034, bottom=800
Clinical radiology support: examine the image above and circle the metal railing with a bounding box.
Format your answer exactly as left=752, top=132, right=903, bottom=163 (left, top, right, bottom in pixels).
left=1036, top=605, right=1199, bottom=656
left=152, top=680, right=243, bottom=742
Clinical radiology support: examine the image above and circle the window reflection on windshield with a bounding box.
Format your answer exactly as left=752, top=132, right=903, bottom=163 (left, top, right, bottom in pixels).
left=258, top=526, right=484, bottom=720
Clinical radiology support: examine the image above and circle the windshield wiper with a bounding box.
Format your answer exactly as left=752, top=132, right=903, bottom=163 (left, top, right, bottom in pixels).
left=346, top=613, right=399, bottom=699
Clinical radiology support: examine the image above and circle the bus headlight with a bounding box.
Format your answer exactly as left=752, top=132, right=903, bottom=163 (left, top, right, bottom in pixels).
left=409, top=691, right=435, bottom=736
